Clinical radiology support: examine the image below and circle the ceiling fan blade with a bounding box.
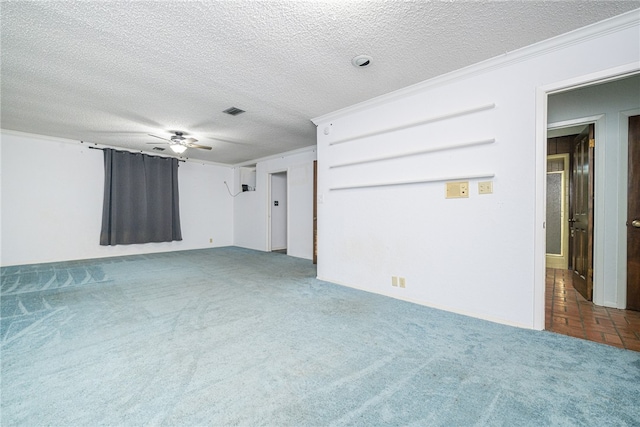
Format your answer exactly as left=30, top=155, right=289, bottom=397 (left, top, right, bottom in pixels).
left=148, top=133, right=172, bottom=142
left=186, top=143, right=212, bottom=150
left=184, top=137, right=198, bottom=144
left=146, top=141, right=170, bottom=145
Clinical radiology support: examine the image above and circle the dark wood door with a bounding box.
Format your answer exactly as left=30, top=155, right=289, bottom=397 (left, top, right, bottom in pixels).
left=313, top=160, right=318, bottom=265
left=569, top=125, right=594, bottom=301
left=627, top=115, right=640, bottom=311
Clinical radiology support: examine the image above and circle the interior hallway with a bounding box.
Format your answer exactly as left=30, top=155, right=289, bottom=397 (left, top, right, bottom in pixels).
left=546, top=268, right=640, bottom=351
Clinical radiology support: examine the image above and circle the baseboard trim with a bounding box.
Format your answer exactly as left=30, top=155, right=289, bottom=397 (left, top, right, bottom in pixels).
left=317, top=275, right=534, bottom=330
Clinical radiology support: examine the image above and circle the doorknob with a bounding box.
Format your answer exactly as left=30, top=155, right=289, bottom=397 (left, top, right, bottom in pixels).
left=632, top=220, right=640, bottom=228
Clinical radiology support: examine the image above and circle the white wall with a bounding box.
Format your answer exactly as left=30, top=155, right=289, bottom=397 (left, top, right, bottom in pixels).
left=0, top=131, right=234, bottom=266
left=233, top=147, right=316, bottom=259
left=548, top=75, right=640, bottom=309
left=313, top=11, right=640, bottom=329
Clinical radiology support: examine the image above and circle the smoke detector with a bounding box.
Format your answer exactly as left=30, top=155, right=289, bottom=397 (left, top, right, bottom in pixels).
left=352, top=55, right=372, bottom=68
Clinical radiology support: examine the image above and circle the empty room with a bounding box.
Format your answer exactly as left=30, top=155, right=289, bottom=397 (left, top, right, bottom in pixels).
left=1, top=2, right=640, bottom=425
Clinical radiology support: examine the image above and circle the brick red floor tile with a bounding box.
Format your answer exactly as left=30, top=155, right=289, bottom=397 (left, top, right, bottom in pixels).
left=546, top=268, right=639, bottom=352
left=603, top=333, right=623, bottom=345
left=622, top=339, right=640, bottom=352
left=594, top=317, right=614, bottom=328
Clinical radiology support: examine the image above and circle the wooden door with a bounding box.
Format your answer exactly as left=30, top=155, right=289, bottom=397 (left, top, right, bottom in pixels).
left=627, top=115, right=640, bottom=311
left=313, top=160, right=318, bottom=264
left=569, top=125, right=594, bottom=301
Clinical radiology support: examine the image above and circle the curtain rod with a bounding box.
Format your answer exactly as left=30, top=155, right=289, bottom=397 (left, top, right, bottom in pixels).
left=87, top=145, right=186, bottom=162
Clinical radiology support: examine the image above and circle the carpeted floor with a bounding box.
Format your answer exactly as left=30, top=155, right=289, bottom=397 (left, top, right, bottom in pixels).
left=1, top=247, right=639, bottom=426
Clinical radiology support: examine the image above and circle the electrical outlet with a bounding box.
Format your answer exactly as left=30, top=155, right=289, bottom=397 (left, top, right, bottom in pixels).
left=399, top=277, right=406, bottom=288
left=392, top=276, right=398, bottom=287
left=478, top=181, right=493, bottom=195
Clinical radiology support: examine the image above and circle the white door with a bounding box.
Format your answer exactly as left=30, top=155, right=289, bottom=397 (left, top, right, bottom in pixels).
left=270, top=172, right=287, bottom=251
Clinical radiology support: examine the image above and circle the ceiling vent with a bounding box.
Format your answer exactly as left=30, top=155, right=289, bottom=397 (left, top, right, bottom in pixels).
left=223, top=106, right=245, bottom=116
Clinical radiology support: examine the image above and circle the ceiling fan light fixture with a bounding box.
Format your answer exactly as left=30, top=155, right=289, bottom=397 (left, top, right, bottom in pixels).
left=170, top=144, right=187, bottom=154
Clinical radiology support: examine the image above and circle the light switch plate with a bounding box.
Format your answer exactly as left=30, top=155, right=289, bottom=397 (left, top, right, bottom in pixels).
left=446, top=181, right=469, bottom=198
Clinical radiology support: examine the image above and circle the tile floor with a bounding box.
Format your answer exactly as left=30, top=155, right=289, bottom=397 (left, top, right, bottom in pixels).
left=546, top=268, right=640, bottom=352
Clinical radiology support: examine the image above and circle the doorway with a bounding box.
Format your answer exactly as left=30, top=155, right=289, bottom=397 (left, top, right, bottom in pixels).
left=546, top=124, right=594, bottom=302
left=537, top=71, right=640, bottom=330
left=269, top=171, right=287, bottom=253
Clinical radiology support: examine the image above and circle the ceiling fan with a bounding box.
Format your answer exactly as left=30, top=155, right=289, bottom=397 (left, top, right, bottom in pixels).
left=147, top=131, right=212, bottom=154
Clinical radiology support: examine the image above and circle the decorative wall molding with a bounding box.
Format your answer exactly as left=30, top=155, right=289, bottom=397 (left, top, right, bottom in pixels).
left=328, top=104, right=495, bottom=147
left=330, top=138, right=495, bottom=169
left=329, top=173, right=495, bottom=191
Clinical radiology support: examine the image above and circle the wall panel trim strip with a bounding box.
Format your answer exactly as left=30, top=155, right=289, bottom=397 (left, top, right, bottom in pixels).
left=329, top=173, right=495, bottom=191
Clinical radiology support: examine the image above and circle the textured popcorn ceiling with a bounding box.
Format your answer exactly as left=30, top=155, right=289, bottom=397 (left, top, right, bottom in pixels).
left=1, top=1, right=638, bottom=164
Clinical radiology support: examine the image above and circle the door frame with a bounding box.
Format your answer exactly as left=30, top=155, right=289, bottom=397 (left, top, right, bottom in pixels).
left=267, top=169, right=289, bottom=252
left=534, top=63, right=639, bottom=330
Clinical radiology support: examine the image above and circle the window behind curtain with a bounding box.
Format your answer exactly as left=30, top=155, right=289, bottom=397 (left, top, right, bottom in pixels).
left=100, top=149, right=182, bottom=245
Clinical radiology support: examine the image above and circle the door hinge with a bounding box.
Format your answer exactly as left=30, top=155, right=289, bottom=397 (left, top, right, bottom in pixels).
left=589, top=139, right=595, bottom=148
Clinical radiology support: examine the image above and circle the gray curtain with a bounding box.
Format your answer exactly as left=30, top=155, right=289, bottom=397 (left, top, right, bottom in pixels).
left=100, top=149, right=182, bottom=245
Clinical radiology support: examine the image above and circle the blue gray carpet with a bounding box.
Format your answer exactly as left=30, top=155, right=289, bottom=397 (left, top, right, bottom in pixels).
left=1, top=247, right=639, bottom=426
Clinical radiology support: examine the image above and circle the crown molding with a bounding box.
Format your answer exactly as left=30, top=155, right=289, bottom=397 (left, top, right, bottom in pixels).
left=312, top=8, right=640, bottom=125
left=233, top=144, right=317, bottom=168
left=0, top=129, right=232, bottom=167
left=1, top=128, right=80, bottom=145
